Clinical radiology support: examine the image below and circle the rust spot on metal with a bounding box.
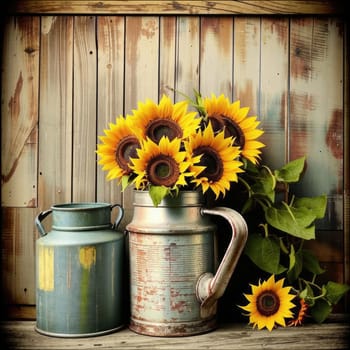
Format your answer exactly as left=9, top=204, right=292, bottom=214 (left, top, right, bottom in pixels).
left=326, top=109, right=343, bottom=159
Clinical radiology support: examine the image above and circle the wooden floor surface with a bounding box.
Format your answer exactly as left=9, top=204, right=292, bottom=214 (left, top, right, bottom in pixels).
left=1, top=320, right=349, bottom=350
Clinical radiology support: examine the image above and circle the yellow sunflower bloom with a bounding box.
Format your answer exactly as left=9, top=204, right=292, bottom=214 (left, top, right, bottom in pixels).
left=185, top=123, right=244, bottom=199
left=130, top=136, right=193, bottom=190
left=131, top=94, right=200, bottom=143
left=202, top=93, right=265, bottom=164
left=239, top=275, right=296, bottom=331
left=96, top=115, right=140, bottom=181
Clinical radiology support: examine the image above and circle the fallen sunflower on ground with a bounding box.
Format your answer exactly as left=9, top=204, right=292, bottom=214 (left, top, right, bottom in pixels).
left=239, top=275, right=296, bottom=331
left=97, top=92, right=264, bottom=205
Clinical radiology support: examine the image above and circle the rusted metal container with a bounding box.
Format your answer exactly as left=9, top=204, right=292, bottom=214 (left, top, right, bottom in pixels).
left=34, top=203, right=125, bottom=337
left=126, top=190, right=248, bottom=336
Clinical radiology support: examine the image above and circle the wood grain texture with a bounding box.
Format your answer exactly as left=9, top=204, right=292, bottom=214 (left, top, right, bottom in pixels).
left=289, top=17, right=344, bottom=230
left=174, top=16, right=200, bottom=100
left=123, top=16, right=160, bottom=229
left=259, top=17, right=289, bottom=169
left=1, top=320, right=349, bottom=349
left=72, top=16, right=97, bottom=202
left=159, top=16, right=176, bottom=98
left=344, top=15, right=350, bottom=303
left=1, top=208, right=37, bottom=305
left=1, top=16, right=39, bottom=207
left=39, top=16, right=74, bottom=210
left=200, top=17, right=233, bottom=97
left=233, top=17, right=260, bottom=115
left=6, top=1, right=346, bottom=15
left=96, top=16, right=124, bottom=210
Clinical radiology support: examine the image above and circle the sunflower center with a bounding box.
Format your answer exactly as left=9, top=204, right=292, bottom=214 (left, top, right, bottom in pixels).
left=115, top=135, right=140, bottom=174
left=147, top=155, right=180, bottom=187
left=146, top=119, right=183, bottom=143
left=208, top=115, right=245, bottom=148
left=256, top=291, right=280, bottom=317
left=221, top=116, right=245, bottom=148
left=207, top=115, right=225, bottom=133
left=194, top=146, right=223, bottom=183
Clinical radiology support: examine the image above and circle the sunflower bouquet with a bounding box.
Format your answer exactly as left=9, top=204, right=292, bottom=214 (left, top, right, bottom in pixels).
left=97, top=91, right=349, bottom=331
left=97, top=92, right=264, bottom=206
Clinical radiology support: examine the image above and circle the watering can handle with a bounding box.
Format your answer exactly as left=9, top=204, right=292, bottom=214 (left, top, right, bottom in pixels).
left=35, top=209, right=53, bottom=237
left=111, top=204, right=124, bottom=230
left=197, top=207, right=248, bottom=318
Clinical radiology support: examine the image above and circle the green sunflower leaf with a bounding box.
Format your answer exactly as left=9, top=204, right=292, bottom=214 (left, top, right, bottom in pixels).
left=265, top=205, right=316, bottom=240
left=324, top=281, right=350, bottom=305
left=244, top=233, right=286, bottom=274
left=251, top=166, right=276, bottom=202
left=302, top=249, right=325, bottom=275
left=149, top=185, right=169, bottom=207
left=274, top=156, right=306, bottom=183
left=121, top=175, right=130, bottom=191
left=293, top=195, right=327, bottom=219
left=299, top=283, right=314, bottom=305
left=287, top=244, right=303, bottom=283
left=311, top=298, right=333, bottom=323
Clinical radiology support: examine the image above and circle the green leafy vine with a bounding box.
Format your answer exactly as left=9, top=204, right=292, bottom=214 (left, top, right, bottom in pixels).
left=238, top=156, right=349, bottom=323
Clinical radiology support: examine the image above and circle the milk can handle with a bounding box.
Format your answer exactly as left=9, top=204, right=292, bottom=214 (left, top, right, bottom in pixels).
left=111, top=204, right=124, bottom=230
left=196, top=207, right=248, bottom=318
left=35, top=209, right=52, bottom=237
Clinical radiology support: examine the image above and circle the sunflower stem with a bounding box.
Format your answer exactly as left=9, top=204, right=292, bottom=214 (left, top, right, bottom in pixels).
left=259, top=223, right=269, bottom=238
left=238, top=176, right=252, bottom=197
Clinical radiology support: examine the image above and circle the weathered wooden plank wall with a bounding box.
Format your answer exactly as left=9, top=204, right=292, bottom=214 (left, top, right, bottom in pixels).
left=1, top=10, right=348, bottom=318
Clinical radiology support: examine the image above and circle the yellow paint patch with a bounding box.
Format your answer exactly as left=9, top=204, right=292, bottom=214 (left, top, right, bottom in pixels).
left=38, top=246, right=54, bottom=291
left=79, top=246, right=96, bottom=269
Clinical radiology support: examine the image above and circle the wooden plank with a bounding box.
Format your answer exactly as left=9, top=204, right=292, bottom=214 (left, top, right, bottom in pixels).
left=4, top=306, right=36, bottom=321
left=233, top=17, right=260, bottom=116
left=1, top=208, right=36, bottom=305
left=1, top=320, right=349, bottom=349
left=1, top=208, right=15, bottom=304
left=289, top=17, right=344, bottom=230
left=1, top=16, right=39, bottom=207
left=38, top=16, right=74, bottom=210
left=6, top=1, right=346, bottom=15
left=123, top=16, right=159, bottom=229
left=200, top=17, right=233, bottom=97
left=159, top=16, right=176, bottom=98
left=259, top=17, right=289, bottom=169
left=72, top=16, right=97, bottom=202
left=96, top=16, right=125, bottom=211
left=174, top=16, right=200, bottom=101
left=344, top=16, right=350, bottom=309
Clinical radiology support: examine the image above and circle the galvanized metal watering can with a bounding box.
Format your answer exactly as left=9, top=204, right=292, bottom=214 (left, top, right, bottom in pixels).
left=126, top=190, right=248, bottom=336
left=34, top=202, right=125, bottom=337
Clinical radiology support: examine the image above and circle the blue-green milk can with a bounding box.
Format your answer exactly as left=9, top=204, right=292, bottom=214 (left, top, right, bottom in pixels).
left=34, top=203, right=125, bottom=337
